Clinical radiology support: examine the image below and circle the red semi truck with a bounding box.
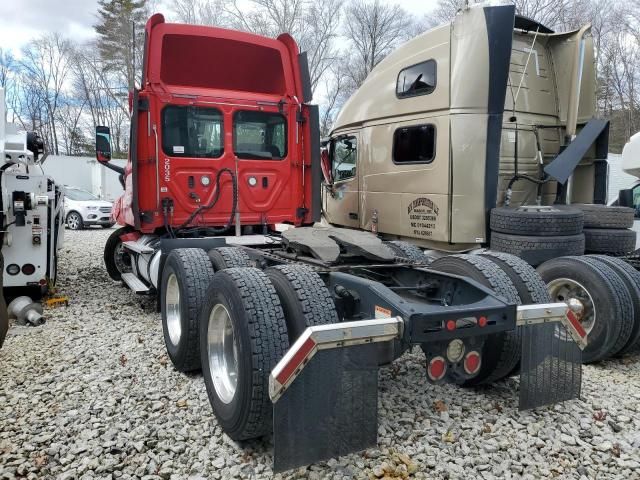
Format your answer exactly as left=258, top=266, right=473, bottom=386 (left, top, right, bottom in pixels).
left=96, top=8, right=585, bottom=472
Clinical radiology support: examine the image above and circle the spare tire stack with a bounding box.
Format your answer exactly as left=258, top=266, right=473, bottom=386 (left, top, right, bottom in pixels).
left=568, top=204, right=637, bottom=256
left=489, top=206, right=585, bottom=266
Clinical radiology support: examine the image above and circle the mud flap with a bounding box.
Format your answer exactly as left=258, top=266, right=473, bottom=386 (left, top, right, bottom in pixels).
left=517, top=305, right=583, bottom=410
left=273, top=343, right=379, bottom=472
left=269, top=317, right=402, bottom=473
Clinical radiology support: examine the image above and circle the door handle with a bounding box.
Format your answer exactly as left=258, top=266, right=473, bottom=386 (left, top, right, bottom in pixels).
left=349, top=212, right=358, bottom=220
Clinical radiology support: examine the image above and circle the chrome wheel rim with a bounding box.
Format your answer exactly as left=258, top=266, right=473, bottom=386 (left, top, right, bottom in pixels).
left=68, top=214, right=80, bottom=230
left=547, top=277, right=596, bottom=335
left=165, top=273, right=181, bottom=346
left=113, top=242, right=132, bottom=274
left=207, top=303, right=238, bottom=404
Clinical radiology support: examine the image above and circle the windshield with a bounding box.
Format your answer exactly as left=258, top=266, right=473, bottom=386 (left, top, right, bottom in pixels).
left=66, top=188, right=99, bottom=201
left=233, top=111, right=287, bottom=160
left=162, top=105, right=224, bottom=158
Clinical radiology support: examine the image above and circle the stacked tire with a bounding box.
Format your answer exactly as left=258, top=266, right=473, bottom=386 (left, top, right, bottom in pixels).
left=489, top=205, right=585, bottom=266
left=568, top=204, right=636, bottom=256
left=537, top=255, right=640, bottom=362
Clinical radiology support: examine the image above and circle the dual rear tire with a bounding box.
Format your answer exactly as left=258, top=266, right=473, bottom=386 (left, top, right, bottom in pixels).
left=161, top=246, right=338, bottom=441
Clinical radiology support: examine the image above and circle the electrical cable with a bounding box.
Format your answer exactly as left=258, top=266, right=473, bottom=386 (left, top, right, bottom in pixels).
left=177, top=168, right=238, bottom=233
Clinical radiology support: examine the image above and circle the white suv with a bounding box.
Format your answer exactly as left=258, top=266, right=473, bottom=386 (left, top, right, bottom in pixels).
left=64, top=187, right=114, bottom=230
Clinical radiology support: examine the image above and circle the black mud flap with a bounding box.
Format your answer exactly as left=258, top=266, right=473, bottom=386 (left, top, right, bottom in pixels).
left=273, top=343, right=379, bottom=473
left=519, top=322, right=582, bottom=410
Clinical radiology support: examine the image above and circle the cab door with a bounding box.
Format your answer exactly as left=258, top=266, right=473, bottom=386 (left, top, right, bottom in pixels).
left=323, top=133, right=360, bottom=228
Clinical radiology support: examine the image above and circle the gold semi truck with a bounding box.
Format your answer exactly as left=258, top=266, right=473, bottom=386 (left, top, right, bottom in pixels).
left=322, top=2, right=640, bottom=365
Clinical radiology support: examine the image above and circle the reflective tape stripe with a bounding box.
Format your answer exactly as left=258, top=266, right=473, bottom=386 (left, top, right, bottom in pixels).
left=275, top=336, right=316, bottom=386
left=566, top=309, right=587, bottom=339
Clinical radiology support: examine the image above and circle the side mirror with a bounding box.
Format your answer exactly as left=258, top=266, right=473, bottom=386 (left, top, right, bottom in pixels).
left=321, top=148, right=333, bottom=185
left=95, top=126, right=112, bottom=163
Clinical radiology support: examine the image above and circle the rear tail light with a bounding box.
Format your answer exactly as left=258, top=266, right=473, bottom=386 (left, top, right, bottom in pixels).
left=464, top=351, right=481, bottom=375
left=427, top=356, right=447, bottom=381
left=445, top=320, right=456, bottom=331
left=21, top=264, right=36, bottom=275
left=478, top=316, right=488, bottom=327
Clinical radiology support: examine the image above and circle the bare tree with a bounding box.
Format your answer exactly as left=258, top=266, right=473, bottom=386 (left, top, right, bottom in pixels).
left=342, top=0, right=414, bottom=91
left=320, top=64, right=350, bottom=136
left=19, top=34, right=73, bottom=154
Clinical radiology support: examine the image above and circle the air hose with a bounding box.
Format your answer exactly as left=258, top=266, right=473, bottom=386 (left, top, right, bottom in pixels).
left=177, top=168, right=238, bottom=233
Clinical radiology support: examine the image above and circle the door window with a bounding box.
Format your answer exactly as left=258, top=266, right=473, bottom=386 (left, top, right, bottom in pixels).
left=331, top=136, right=357, bottom=182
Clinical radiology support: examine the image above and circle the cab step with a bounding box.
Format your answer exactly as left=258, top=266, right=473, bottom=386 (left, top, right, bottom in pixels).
left=121, top=273, right=151, bottom=294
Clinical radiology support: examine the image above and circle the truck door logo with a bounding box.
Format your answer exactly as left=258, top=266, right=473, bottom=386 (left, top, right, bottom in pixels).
left=407, top=197, right=439, bottom=238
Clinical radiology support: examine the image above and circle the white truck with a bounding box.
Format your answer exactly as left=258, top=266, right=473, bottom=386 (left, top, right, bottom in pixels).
left=0, top=88, right=65, bottom=347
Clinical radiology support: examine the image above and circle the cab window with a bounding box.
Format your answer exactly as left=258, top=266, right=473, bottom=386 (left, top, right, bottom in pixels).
left=331, top=136, right=357, bottom=181
left=393, top=125, right=436, bottom=164
left=396, top=60, right=437, bottom=98
left=162, top=106, right=223, bottom=158
left=233, top=111, right=287, bottom=160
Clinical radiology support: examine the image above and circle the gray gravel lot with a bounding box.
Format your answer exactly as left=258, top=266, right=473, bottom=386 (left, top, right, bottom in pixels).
left=1, top=228, right=640, bottom=480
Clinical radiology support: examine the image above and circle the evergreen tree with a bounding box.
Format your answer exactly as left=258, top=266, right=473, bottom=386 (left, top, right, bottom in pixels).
left=95, top=0, right=146, bottom=91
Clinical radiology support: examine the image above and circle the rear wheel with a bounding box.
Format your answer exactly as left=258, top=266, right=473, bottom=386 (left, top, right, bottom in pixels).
left=208, top=247, right=250, bottom=271
left=430, top=254, right=522, bottom=385
left=161, top=248, right=214, bottom=372
left=384, top=241, right=426, bottom=263
left=66, top=212, right=83, bottom=230
left=104, top=226, right=133, bottom=281
left=537, top=256, right=631, bottom=362
left=266, top=265, right=338, bottom=343
left=200, top=268, right=289, bottom=440
left=586, top=255, right=640, bottom=355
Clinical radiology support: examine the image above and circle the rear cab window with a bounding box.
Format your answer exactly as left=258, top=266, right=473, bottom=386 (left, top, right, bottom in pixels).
left=162, top=106, right=224, bottom=158
left=233, top=111, right=287, bottom=160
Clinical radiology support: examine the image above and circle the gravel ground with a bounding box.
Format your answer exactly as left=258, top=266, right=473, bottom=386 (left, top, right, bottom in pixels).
left=1, top=227, right=640, bottom=480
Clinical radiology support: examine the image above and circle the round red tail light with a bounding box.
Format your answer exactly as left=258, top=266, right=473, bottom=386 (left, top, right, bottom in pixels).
left=21, top=264, right=36, bottom=275
left=464, top=351, right=481, bottom=375
left=427, top=356, right=447, bottom=381
left=478, top=316, right=488, bottom=327
left=445, top=320, right=456, bottom=331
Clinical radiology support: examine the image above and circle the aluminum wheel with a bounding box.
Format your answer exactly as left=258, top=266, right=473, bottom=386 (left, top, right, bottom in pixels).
left=67, top=213, right=82, bottom=230
left=113, top=242, right=132, bottom=275
left=165, top=273, right=182, bottom=346
left=207, top=303, right=238, bottom=404
left=547, top=277, right=596, bottom=335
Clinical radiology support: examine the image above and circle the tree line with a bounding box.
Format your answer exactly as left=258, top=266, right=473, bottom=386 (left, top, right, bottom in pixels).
left=1, top=0, right=639, bottom=156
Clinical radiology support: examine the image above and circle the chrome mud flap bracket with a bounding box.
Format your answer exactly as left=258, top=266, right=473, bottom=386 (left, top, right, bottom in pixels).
left=517, top=303, right=587, bottom=410
left=269, top=318, right=403, bottom=473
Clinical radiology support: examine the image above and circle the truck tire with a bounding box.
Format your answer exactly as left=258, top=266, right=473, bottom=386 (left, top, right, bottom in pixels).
left=569, top=204, right=635, bottom=229
left=587, top=255, right=640, bottom=355
left=104, top=226, right=134, bottom=281
left=480, top=251, right=552, bottom=377
left=584, top=228, right=636, bottom=255
left=429, top=255, right=522, bottom=385
left=266, top=265, right=338, bottom=343
left=161, top=248, right=215, bottom=373
left=0, top=253, right=7, bottom=349
left=537, top=256, right=631, bottom=362
left=384, top=241, right=426, bottom=263
left=490, top=232, right=585, bottom=266
left=490, top=206, right=583, bottom=236
left=199, top=268, right=289, bottom=440
left=208, top=247, right=250, bottom=271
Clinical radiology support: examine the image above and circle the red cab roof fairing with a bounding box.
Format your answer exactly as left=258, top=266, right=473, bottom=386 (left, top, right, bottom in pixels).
left=142, top=13, right=305, bottom=100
